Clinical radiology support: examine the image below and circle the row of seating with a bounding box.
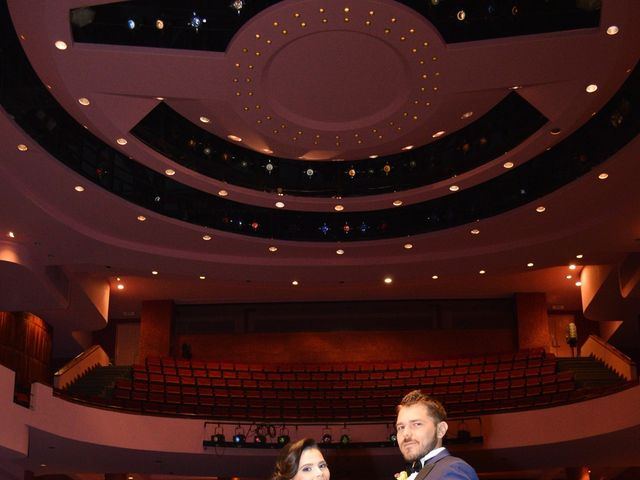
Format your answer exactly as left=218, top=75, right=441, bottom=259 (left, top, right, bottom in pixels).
left=144, top=348, right=548, bottom=374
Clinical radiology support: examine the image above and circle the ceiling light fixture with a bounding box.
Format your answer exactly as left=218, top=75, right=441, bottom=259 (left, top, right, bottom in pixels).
left=336, top=249, right=344, bottom=255
left=384, top=277, right=393, bottom=284
left=218, top=190, right=228, bottom=197
left=535, top=206, right=546, bottom=213
left=164, top=169, right=176, bottom=176
left=393, top=200, right=403, bottom=207
left=268, top=246, right=278, bottom=252
left=598, top=172, right=609, bottom=180
left=503, top=161, right=514, bottom=169
left=575, top=281, right=582, bottom=287
left=78, top=97, right=90, bottom=106
left=116, top=138, right=128, bottom=145
left=17, top=144, right=28, bottom=151
left=292, top=280, right=299, bottom=286
left=275, top=201, right=285, bottom=208
left=527, top=262, right=534, bottom=268
left=54, top=40, right=67, bottom=50
left=576, top=254, right=584, bottom=259
left=461, top=111, right=474, bottom=119
left=449, top=185, right=460, bottom=192
left=470, top=228, right=480, bottom=235
left=401, top=145, right=414, bottom=151
left=74, top=185, right=85, bottom=192
left=117, top=284, right=124, bottom=290
left=606, top=25, right=619, bottom=36
left=137, top=215, right=146, bottom=222
left=151, top=271, right=158, bottom=275
left=199, top=275, right=206, bottom=280
left=227, top=134, right=242, bottom=142
left=432, top=275, right=439, bottom=280
left=585, top=84, right=598, bottom=93
left=403, top=243, right=413, bottom=250
left=334, top=205, right=344, bottom=211
left=479, top=270, right=486, bottom=274
left=432, top=130, right=446, bottom=138
left=566, top=275, right=572, bottom=279
left=368, top=154, right=378, bottom=159
left=569, top=264, right=577, bottom=270
left=7, top=231, right=15, bottom=238
left=202, top=234, right=212, bottom=241
left=199, top=116, right=211, bottom=123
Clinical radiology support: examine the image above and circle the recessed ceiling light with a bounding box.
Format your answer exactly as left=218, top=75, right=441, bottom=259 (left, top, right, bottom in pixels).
left=74, top=185, right=85, bottom=192
left=268, top=246, right=278, bottom=252
left=432, top=130, right=446, bottom=138
left=569, top=264, right=577, bottom=270
left=164, top=168, right=176, bottom=176
left=606, top=25, right=619, bottom=36
left=576, top=254, right=584, bottom=259
left=566, top=275, right=572, bottom=279
left=199, top=116, right=211, bottom=123
left=202, top=234, right=212, bottom=241
left=263, top=148, right=274, bottom=154
left=384, top=277, right=393, bottom=284
left=151, top=270, right=158, bottom=275
left=585, top=84, right=598, bottom=93
left=116, top=138, right=128, bottom=145
left=403, top=243, right=413, bottom=250
left=137, top=215, right=146, bottom=222
left=401, top=145, right=414, bottom=151
left=156, top=97, right=165, bottom=101
left=17, top=144, right=28, bottom=151
left=218, top=189, right=228, bottom=197
left=336, top=249, right=344, bottom=255
left=479, top=270, right=486, bottom=274
left=527, top=262, right=534, bottom=267
left=449, top=185, right=460, bottom=192
left=598, top=172, right=609, bottom=180
left=78, top=97, right=91, bottom=106
left=292, top=280, right=299, bottom=286
left=117, top=284, right=124, bottom=290
left=228, top=134, right=242, bottom=142
left=503, top=161, right=514, bottom=169
left=470, top=228, right=480, bottom=235
left=535, top=206, right=546, bottom=213
left=275, top=201, right=285, bottom=208
left=199, top=275, right=206, bottom=280
left=368, top=154, right=378, bottom=159
left=575, top=281, right=582, bottom=287
left=432, top=275, right=439, bottom=280
left=550, top=128, right=561, bottom=135
left=334, top=204, right=344, bottom=211
left=7, top=231, right=15, bottom=238
left=393, top=200, right=403, bottom=207
left=54, top=40, right=67, bottom=50
left=461, top=111, right=474, bottom=119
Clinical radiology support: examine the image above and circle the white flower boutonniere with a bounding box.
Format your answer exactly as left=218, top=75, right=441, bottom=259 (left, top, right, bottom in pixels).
left=395, top=471, right=409, bottom=480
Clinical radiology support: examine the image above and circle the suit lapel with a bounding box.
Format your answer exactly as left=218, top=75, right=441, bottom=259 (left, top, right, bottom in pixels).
left=413, top=449, right=450, bottom=480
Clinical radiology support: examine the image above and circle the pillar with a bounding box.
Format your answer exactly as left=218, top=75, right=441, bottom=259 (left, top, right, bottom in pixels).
left=138, top=300, right=174, bottom=362
left=515, top=292, right=551, bottom=351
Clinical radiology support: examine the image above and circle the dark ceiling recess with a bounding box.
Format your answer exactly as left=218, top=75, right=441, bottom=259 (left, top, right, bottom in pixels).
left=131, top=93, right=547, bottom=197
left=70, top=0, right=600, bottom=51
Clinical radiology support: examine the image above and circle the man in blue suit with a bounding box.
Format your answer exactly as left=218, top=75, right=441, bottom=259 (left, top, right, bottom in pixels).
left=395, top=390, right=479, bottom=480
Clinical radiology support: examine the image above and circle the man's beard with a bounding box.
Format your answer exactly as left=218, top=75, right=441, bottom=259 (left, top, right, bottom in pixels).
left=401, top=431, right=439, bottom=463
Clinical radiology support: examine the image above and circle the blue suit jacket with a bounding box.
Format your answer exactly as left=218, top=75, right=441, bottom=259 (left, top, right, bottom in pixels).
left=415, top=448, right=479, bottom=480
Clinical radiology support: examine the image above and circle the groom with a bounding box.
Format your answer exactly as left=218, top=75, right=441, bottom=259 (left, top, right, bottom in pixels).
left=395, top=390, right=478, bottom=480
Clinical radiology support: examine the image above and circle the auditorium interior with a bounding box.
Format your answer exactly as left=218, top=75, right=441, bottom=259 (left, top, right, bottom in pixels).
left=1, top=0, right=640, bottom=479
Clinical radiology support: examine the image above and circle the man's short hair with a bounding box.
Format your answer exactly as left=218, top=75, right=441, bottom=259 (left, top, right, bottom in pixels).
left=397, top=390, right=448, bottom=422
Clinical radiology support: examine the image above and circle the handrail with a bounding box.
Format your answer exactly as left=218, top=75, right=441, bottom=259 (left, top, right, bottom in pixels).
left=53, top=345, right=110, bottom=390
left=580, top=335, right=637, bottom=381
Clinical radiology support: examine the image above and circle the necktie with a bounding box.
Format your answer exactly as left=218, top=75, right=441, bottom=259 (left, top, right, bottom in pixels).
left=410, top=461, right=422, bottom=473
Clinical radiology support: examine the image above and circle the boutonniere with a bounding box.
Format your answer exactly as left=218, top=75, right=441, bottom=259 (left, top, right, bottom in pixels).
left=395, top=471, right=409, bottom=480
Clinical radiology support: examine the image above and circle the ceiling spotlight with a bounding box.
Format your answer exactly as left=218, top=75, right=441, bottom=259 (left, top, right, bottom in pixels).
left=17, top=144, right=28, bottom=151
left=403, top=243, right=413, bottom=250
left=461, top=111, right=474, bottom=119
left=575, top=281, right=582, bottom=287
left=292, top=280, right=299, bottom=286
left=227, top=134, right=242, bottom=142
left=503, top=161, right=514, bottom=169
left=432, top=275, right=439, bottom=280
left=275, top=201, right=285, bottom=208
left=432, top=130, right=446, bottom=138
left=569, top=264, right=577, bottom=270
left=151, top=270, right=158, bottom=275
left=336, top=249, right=345, bottom=255
left=401, top=145, right=414, bottom=151
left=231, top=0, right=245, bottom=14
left=527, top=262, right=534, bottom=268
left=566, top=275, right=572, bottom=279
left=456, top=10, right=466, bottom=21
left=334, top=205, right=344, bottom=211
left=479, top=270, right=486, bottom=275
left=165, top=169, right=176, bottom=176
left=199, top=116, right=211, bottom=123
left=576, top=254, right=584, bottom=259
left=137, top=215, right=146, bottom=222
left=535, top=206, right=546, bottom=213
left=606, top=25, right=619, bottom=36
left=585, top=84, right=598, bottom=93
left=449, top=185, right=460, bottom=192
left=78, top=97, right=91, bottom=106
left=254, top=434, right=267, bottom=444
left=116, top=138, right=128, bottom=145
left=74, top=185, right=85, bottom=192
left=306, top=168, right=314, bottom=177
left=202, top=234, right=212, bottom=241
left=384, top=277, right=393, bottom=284
left=598, top=172, right=609, bottom=180
left=127, top=19, right=136, bottom=30
left=393, top=200, right=403, bottom=207
left=7, top=231, right=15, bottom=238
left=199, top=275, right=206, bottom=280
left=368, top=154, right=378, bottom=159
left=218, top=190, right=228, bottom=197
left=155, top=19, right=165, bottom=29
left=117, top=284, right=124, bottom=290
left=189, top=11, right=207, bottom=32
left=54, top=40, right=68, bottom=50
left=268, top=246, right=278, bottom=252
left=470, top=229, right=480, bottom=235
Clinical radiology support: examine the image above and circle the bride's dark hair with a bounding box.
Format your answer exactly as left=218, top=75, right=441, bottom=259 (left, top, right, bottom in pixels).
left=271, top=438, right=319, bottom=480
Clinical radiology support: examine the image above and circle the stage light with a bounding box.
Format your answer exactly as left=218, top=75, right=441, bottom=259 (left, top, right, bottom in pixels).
left=340, top=434, right=350, bottom=445
left=211, top=433, right=225, bottom=445
left=322, top=433, right=332, bottom=444
left=277, top=434, right=290, bottom=445
left=233, top=434, right=246, bottom=445
left=254, top=434, right=267, bottom=444
left=389, top=433, right=398, bottom=445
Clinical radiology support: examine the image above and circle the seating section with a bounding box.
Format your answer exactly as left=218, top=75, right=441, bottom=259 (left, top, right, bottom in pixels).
left=103, top=348, right=595, bottom=421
